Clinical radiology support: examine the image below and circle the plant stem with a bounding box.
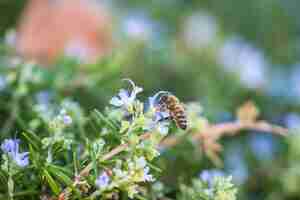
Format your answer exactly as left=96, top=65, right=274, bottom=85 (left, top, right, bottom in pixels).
left=8, top=169, right=14, bottom=200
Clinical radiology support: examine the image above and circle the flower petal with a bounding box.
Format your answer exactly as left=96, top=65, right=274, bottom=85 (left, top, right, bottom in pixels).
left=157, top=122, right=169, bottom=135
left=1, top=139, right=20, bottom=154
left=110, top=96, right=124, bottom=107
left=95, top=172, right=110, bottom=189
left=119, top=89, right=131, bottom=104
left=15, top=152, right=29, bottom=167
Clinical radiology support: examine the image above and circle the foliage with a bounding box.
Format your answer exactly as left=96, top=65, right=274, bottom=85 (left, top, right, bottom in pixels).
left=0, top=62, right=238, bottom=199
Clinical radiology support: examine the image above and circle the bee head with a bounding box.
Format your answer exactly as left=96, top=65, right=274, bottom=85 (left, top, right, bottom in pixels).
left=159, top=95, right=169, bottom=103
left=158, top=92, right=173, bottom=103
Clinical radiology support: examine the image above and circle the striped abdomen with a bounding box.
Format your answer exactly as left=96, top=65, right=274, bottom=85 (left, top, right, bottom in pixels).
left=169, top=103, right=187, bottom=130
left=160, top=95, right=187, bottom=130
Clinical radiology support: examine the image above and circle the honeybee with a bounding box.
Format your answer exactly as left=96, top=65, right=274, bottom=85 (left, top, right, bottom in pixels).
left=158, top=94, right=187, bottom=130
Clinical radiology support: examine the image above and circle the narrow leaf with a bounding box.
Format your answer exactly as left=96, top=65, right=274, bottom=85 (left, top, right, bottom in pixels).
left=43, top=169, right=61, bottom=195
left=22, top=131, right=42, bottom=150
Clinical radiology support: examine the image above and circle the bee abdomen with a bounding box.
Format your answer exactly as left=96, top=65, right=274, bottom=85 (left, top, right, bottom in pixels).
left=172, top=106, right=187, bottom=130
left=159, top=95, right=187, bottom=130
left=175, top=116, right=187, bottom=130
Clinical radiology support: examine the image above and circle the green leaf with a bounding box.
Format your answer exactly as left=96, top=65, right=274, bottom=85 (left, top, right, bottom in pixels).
left=47, top=165, right=81, bottom=196
left=47, top=164, right=72, bottom=177
left=92, top=109, right=118, bottom=131
left=22, top=131, right=42, bottom=151
left=147, top=163, right=162, bottom=173
left=28, top=144, right=42, bottom=168
left=47, top=165, right=72, bottom=185
left=52, top=141, right=65, bottom=156
left=43, top=169, right=61, bottom=195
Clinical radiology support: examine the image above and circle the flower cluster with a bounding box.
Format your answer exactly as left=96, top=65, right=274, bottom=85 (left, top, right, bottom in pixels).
left=82, top=80, right=175, bottom=198
left=1, top=139, right=29, bottom=168
left=199, top=169, right=226, bottom=187
left=178, top=170, right=237, bottom=200
left=110, top=79, right=143, bottom=113
left=94, top=156, right=155, bottom=198
left=110, top=80, right=171, bottom=136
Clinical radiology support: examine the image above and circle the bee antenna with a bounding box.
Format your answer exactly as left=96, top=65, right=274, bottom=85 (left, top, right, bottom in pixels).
left=122, top=78, right=136, bottom=89
left=152, top=91, right=170, bottom=100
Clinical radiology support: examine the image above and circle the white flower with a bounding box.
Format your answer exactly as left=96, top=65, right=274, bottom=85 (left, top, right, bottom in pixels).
left=136, top=157, right=147, bottom=169
left=110, top=79, right=143, bottom=110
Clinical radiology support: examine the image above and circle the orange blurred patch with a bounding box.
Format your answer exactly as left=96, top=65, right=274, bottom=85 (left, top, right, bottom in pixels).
left=16, top=0, right=112, bottom=65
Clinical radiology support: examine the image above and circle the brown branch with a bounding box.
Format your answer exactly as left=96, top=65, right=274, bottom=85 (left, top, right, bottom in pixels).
left=160, top=120, right=288, bottom=148
left=160, top=120, right=288, bottom=167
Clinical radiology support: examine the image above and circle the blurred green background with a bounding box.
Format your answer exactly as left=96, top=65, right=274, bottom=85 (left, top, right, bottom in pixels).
left=1, top=0, right=300, bottom=199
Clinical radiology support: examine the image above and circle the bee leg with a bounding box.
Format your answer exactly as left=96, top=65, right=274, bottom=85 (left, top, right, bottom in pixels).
left=157, top=114, right=172, bottom=122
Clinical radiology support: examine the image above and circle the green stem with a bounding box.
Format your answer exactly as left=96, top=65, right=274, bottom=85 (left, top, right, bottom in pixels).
left=8, top=168, right=14, bottom=200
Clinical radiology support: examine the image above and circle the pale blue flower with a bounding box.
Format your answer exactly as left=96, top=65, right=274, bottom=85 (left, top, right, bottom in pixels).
left=1, top=139, right=19, bottom=153
left=143, top=167, right=154, bottom=182
left=1, top=139, right=29, bottom=167
left=63, top=115, right=73, bottom=125
left=110, top=79, right=143, bottom=109
left=58, top=109, right=73, bottom=125
left=95, top=172, right=110, bottom=189
left=199, top=169, right=225, bottom=186
left=110, top=89, right=132, bottom=107
left=144, top=91, right=171, bottom=132
left=144, top=110, right=170, bottom=135
left=14, top=152, right=30, bottom=167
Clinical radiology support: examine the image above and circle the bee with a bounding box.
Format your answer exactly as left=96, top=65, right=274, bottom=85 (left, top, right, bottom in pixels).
left=158, top=94, right=187, bottom=130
